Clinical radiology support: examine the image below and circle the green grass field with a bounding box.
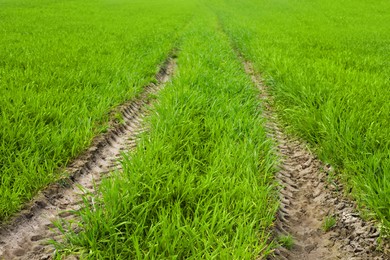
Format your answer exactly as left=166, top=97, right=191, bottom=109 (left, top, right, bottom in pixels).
left=54, top=12, right=277, bottom=258
left=0, top=0, right=194, bottom=220
left=1, top=0, right=389, bottom=258
left=209, top=0, right=390, bottom=229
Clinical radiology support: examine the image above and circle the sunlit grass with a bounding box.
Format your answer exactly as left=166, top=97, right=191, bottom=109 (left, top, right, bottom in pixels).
left=210, top=0, right=390, bottom=230
left=3, top=0, right=387, bottom=257
left=54, top=11, right=278, bottom=259
left=0, top=0, right=194, bottom=220
left=322, top=216, right=337, bottom=232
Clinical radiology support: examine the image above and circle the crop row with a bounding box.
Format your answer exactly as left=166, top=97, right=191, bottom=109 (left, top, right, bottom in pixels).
left=210, top=0, right=390, bottom=230
left=0, top=0, right=194, bottom=220
left=1, top=0, right=389, bottom=258
left=54, top=11, right=278, bottom=258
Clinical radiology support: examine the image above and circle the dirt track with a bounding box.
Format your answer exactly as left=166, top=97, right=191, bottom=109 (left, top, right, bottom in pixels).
left=0, top=57, right=176, bottom=260
left=244, top=61, right=389, bottom=260
left=0, top=53, right=388, bottom=259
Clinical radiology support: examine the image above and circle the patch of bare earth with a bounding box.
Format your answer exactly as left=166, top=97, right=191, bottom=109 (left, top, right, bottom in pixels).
left=244, top=61, right=389, bottom=260
left=0, top=57, right=176, bottom=260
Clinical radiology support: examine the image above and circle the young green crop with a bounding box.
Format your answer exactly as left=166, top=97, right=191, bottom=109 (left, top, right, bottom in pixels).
left=0, top=0, right=195, bottom=220
left=208, top=0, right=390, bottom=229
left=322, top=216, right=337, bottom=232
left=278, top=234, right=294, bottom=250
left=54, top=9, right=278, bottom=259
left=5, top=0, right=388, bottom=256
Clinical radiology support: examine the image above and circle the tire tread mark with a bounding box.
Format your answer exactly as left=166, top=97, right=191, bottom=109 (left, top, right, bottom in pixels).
left=242, top=60, right=389, bottom=260
left=0, top=54, right=177, bottom=260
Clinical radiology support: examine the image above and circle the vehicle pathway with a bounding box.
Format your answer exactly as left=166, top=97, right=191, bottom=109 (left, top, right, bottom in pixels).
left=0, top=57, right=176, bottom=260
left=244, top=61, right=388, bottom=260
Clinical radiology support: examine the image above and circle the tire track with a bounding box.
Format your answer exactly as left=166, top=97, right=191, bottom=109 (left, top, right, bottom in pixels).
left=243, top=61, right=389, bottom=259
left=0, top=56, right=176, bottom=260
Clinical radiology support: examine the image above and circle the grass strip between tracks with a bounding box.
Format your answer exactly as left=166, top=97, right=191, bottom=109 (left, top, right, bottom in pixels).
left=54, top=12, right=277, bottom=259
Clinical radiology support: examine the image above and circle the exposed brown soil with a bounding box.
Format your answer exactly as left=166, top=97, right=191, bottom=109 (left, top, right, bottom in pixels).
left=244, top=61, right=389, bottom=260
left=0, top=57, right=176, bottom=260
left=1, top=51, right=388, bottom=260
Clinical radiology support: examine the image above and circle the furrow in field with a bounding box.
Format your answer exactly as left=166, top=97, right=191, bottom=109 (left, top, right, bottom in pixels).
left=0, top=56, right=176, bottom=260
left=243, top=61, right=388, bottom=260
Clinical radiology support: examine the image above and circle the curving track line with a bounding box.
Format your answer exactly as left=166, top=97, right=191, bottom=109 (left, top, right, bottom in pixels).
left=243, top=61, right=388, bottom=260
left=0, top=57, right=176, bottom=260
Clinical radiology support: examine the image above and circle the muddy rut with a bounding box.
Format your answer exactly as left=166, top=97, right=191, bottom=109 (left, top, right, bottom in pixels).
left=0, top=57, right=176, bottom=260
left=244, top=61, right=389, bottom=259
